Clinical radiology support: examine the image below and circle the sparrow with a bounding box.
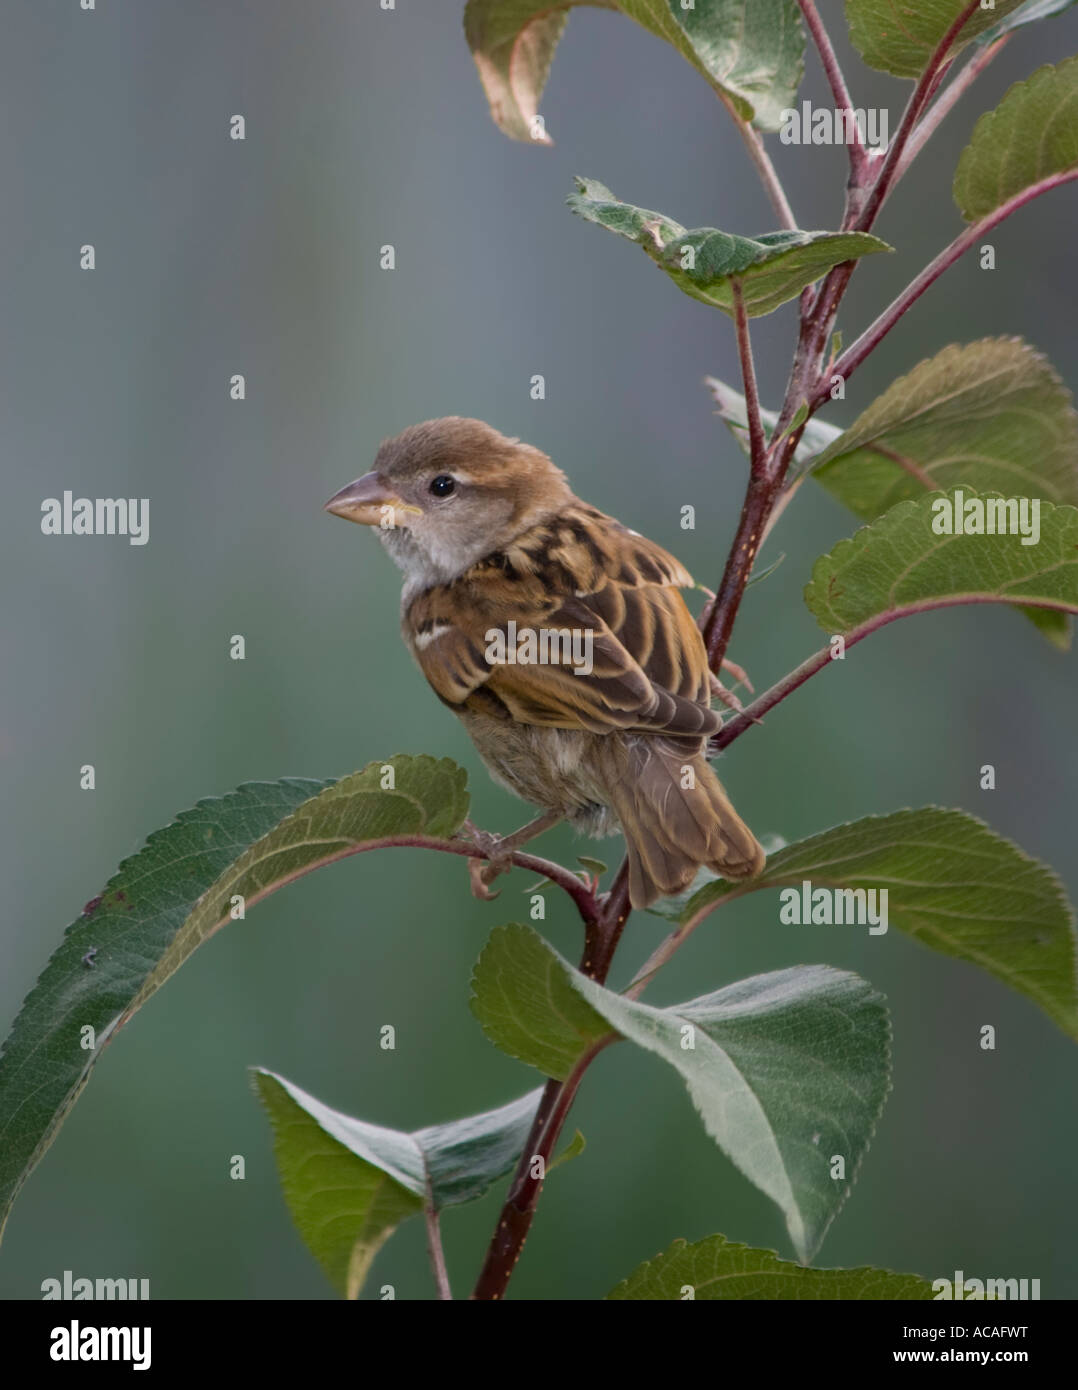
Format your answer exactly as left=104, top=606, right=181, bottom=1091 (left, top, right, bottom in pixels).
left=325, top=417, right=765, bottom=909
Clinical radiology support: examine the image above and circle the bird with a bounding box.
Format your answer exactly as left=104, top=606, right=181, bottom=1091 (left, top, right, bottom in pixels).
left=325, top=417, right=765, bottom=909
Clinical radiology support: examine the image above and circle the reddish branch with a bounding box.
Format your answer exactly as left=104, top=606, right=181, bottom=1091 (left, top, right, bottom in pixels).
left=468, top=0, right=1061, bottom=1302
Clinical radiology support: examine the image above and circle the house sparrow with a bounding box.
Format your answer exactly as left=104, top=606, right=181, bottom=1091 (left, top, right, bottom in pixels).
left=325, top=417, right=765, bottom=908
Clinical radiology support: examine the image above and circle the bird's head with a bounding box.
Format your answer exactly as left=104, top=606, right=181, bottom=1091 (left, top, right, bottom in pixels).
left=324, top=417, right=572, bottom=586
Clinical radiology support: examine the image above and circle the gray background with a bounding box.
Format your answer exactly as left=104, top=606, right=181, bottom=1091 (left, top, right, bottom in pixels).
left=1, top=0, right=1075, bottom=1299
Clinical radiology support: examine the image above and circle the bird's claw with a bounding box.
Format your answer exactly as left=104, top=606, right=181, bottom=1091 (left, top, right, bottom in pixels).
left=468, top=858, right=504, bottom=901
left=710, top=654, right=756, bottom=714
left=463, top=821, right=510, bottom=900
left=720, top=656, right=754, bottom=694
left=709, top=672, right=746, bottom=713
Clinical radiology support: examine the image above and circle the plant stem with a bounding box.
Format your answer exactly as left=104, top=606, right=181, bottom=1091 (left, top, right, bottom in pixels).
left=213, top=833, right=603, bottom=938
left=424, top=1197, right=452, bottom=1300
left=715, top=585, right=1078, bottom=757
left=854, top=0, right=983, bottom=231
left=732, top=281, right=767, bottom=469
left=894, top=36, right=1011, bottom=182
left=713, top=641, right=840, bottom=751
left=468, top=1, right=1014, bottom=1303
left=797, top=0, right=866, bottom=175
left=702, top=298, right=821, bottom=671
left=720, top=90, right=798, bottom=230
left=624, top=884, right=755, bottom=999
left=827, top=168, right=1078, bottom=401
left=701, top=467, right=784, bottom=671
left=470, top=1040, right=612, bottom=1300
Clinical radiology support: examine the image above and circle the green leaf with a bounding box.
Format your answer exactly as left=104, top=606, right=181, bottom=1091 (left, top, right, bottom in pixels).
left=569, top=179, right=890, bottom=317
left=253, top=1069, right=542, bottom=1298
left=846, top=0, right=1029, bottom=78
left=0, top=755, right=469, bottom=1243
left=550, top=1129, right=587, bottom=1172
left=785, top=401, right=810, bottom=435
left=463, top=0, right=805, bottom=139
left=707, top=376, right=842, bottom=465
left=953, top=58, right=1078, bottom=221
left=470, top=924, right=614, bottom=1079
left=472, top=924, right=891, bottom=1261
left=813, top=339, right=1078, bottom=516
left=976, top=0, right=1078, bottom=48
left=608, top=1233, right=936, bottom=1299
left=805, top=488, right=1078, bottom=649
left=811, top=339, right=1078, bottom=650
left=812, top=341, right=1078, bottom=648
left=672, top=808, right=1078, bottom=1043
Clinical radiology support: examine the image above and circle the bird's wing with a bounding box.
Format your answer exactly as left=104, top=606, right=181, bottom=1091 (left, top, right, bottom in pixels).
left=404, top=505, right=720, bottom=738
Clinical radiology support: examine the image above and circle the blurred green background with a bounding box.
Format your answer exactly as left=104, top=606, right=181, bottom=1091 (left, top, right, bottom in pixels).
left=2, top=1, right=1076, bottom=1300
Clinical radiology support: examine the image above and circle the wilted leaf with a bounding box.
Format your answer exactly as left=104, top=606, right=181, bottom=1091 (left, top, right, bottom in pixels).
left=463, top=0, right=805, bottom=139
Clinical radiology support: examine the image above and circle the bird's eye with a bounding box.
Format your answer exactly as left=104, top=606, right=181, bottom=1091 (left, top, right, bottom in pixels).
left=429, top=474, right=456, bottom=498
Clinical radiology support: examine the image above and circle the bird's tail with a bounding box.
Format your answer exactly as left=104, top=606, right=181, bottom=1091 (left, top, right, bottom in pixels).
left=603, top=738, right=765, bottom=909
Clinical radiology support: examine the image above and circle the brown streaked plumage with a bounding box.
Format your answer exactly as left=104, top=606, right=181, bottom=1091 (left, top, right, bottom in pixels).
left=325, top=417, right=765, bottom=908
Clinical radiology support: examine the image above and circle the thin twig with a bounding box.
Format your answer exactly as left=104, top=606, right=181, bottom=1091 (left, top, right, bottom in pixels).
left=424, top=1196, right=452, bottom=1300
left=719, top=88, right=798, bottom=230
left=894, top=36, right=1012, bottom=182
left=732, top=281, right=767, bottom=469
left=854, top=0, right=984, bottom=231
left=797, top=0, right=866, bottom=175
left=624, top=884, right=756, bottom=1000
left=827, top=168, right=1078, bottom=402
left=217, top=832, right=603, bottom=931
left=702, top=303, right=818, bottom=671
left=716, top=584, right=1078, bottom=755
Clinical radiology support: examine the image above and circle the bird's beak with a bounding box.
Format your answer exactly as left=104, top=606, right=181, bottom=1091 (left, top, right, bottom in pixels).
left=323, top=471, right=422, bottom=527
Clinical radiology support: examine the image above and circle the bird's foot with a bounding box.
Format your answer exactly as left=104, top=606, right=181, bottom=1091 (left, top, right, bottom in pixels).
left=462, top=821, right=511, bottom=900
left=461, top=812, right=564, bottom=900
left=710, top=656, right=756, bottom=714
left=709, top=672, right=745, bottom=713
left=719, top=655, right=754, bottom=694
